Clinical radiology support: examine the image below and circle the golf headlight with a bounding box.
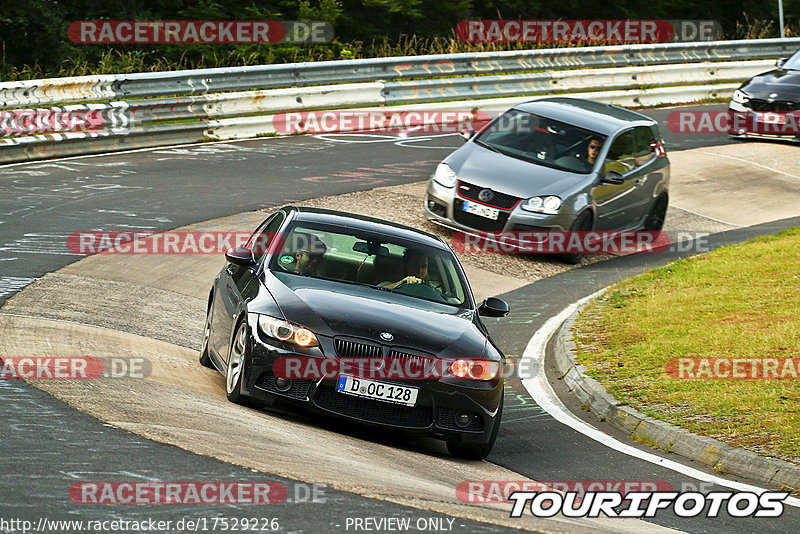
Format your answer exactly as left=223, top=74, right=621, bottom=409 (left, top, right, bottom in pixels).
left=732, top=90, right=750, bottom=104
left=258, top=315, right=318, bottom=347
left=432, top=163, right=457, bottom=188
left=521, top=196, right=562, bottom=215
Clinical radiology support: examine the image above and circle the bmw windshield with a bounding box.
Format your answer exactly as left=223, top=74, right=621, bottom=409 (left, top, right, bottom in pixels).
left=782, top=49, right=800, bottom=70
left=474, top=109, right=606, bottom=174
left=270, top=222, right=470, bottom=308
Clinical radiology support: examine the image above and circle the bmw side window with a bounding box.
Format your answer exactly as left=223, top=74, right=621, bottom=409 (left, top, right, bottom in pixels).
left=250, top=212, right=285, bottom=264
left=604, top=130, right=635, bottom=176
left=633, top=126, right=656, bottom=168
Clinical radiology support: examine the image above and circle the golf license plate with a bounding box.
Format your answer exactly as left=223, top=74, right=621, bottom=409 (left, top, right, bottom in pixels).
left=337, top=375, right=418, bottom=407
left=462, top=200, right=499, bottom=220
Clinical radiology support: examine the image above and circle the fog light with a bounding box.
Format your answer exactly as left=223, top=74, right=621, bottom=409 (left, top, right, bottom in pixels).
left=275, top=377, right=291, bottom=392
left=455, top=411, right=472, bottom=428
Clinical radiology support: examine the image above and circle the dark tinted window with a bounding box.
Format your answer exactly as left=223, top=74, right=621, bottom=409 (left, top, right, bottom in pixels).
left=250, top=212, right=285, bottom=262
left=782, top=49, right=800, bottom=70
left=474, top=109, right=606, bottom=174
left=633, top=126, right=657, bottom=167
left=270, top=222, right=469, bottom=307
left=604, top=130, right=635, bottom=175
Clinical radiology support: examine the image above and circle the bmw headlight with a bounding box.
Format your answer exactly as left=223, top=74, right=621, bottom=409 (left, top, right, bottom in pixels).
left=521, top=196, right=562, bottom=215
left=432, top=163, right=457, bottom=188
left=732, top=89, right=750, bottom=104
left=258, top=315, right=318, bottom=347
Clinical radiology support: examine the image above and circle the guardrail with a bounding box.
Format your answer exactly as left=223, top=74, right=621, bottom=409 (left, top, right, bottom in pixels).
left=1, top=38, right=798, bottom=164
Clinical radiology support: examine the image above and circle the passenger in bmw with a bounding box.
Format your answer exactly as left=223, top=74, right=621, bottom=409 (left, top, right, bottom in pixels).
left=292, top=233, right=327, bottom=276
left=379, top=250, right=429, bottom=289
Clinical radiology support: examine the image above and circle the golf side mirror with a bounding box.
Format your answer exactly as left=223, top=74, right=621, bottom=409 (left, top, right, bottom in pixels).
left=225, top=246, right=255, bottom=267
left=460, top=127, right=475, bottom=141
left=479, top=297, right=509, bottom=317
left=776, top=57, right=787, bottom=69
left=600, top=171, right=625, bottom=185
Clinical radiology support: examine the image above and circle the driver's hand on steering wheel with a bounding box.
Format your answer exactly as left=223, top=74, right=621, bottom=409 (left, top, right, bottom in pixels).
left=401, top=276, right=422, bottom=285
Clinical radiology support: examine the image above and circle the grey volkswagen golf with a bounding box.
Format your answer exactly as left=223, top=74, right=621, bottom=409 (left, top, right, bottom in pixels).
left=424, top=97, right=670, bottom=263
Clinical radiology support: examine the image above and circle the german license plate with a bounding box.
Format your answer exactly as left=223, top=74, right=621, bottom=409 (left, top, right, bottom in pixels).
left=755, top=112, right=785, bottom=124
left=462, top=200, right=499, bottom=220
left=336, top=375, right=418, bottom=407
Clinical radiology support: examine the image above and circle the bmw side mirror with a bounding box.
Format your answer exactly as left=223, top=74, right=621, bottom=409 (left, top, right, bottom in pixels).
left=460, top=127, right=475, bottom=141
left=225, top=246, right=255, bottom=267
left=479, top=297, right=509, bottom=317
left=600, top=171, right=625, bottom=185
left=776, top=57, right=787, bottom=69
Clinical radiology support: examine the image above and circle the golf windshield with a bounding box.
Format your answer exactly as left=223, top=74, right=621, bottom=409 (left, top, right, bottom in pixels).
left=271, top=222, right=470, bottom=307
left=475, top=109, right=606, bottom=173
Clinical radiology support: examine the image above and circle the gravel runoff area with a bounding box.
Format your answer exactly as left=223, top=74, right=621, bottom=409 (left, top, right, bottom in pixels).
left=295, top=180, right=737, bottom=283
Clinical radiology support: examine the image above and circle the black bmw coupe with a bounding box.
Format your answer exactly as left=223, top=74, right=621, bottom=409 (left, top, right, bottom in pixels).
left=729, top=47, right=800, bottom=141
left=199, top=207, right=509, bottom=459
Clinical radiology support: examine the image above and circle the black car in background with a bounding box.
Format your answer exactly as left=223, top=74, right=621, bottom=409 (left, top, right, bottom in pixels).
left=199, top=207, right=509, bottom=459
left=729, top=47, right=800, bottom=141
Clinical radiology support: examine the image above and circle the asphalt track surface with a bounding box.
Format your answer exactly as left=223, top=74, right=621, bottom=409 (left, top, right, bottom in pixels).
left=2, top=103, right=798, bottom=533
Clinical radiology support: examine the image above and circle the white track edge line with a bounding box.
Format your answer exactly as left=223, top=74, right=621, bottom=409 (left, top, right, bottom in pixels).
left=519, top=290, right=800, bottom=508
left=705, top=151, right=800, bottom=181
left=669, top=205, right=746, bottom=228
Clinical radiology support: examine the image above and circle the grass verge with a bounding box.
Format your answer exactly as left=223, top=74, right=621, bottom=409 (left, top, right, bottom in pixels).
left=573, top=227, right=800, bottom=464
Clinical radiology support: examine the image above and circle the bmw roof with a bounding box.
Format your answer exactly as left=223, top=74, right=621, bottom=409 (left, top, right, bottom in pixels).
left=282, top=206, right=449, bottom=250
left=513, top=97, right=657, bottom=136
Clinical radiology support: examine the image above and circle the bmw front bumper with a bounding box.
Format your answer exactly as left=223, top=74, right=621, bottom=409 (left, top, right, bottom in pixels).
left=239, top=315, right=503, bottom=446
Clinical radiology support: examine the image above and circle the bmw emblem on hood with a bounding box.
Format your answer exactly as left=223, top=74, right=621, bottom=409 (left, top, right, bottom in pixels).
left=380, top=332, right=394, bottom=341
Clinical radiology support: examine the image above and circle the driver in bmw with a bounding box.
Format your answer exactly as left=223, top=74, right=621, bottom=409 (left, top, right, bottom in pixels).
left=380, top=250, right=428, bottom=289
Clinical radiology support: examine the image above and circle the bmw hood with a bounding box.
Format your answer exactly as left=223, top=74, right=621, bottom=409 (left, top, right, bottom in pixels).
left=446, top=142, right=589, bottom=198
left=739, top=69, right=800, bottom=101
left=265, top=273, right=487, bottom=358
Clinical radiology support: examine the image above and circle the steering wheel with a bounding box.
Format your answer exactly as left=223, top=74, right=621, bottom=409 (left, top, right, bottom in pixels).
left=393, top=281, right=447, bottom=302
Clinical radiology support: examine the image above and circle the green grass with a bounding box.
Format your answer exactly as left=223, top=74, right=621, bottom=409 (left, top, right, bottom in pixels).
left=573, top=227, right=800, bottom=463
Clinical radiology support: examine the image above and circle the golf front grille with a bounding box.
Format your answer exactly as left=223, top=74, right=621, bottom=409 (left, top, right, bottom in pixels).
left=457, top=181, right=520, bottom=209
